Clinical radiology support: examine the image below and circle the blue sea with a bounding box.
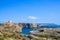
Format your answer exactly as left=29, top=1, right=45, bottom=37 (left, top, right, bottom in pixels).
left=22, top=27, right=40, bottom=35
left=22, top=28, right=33, bottom=35
left=22, top=25, right=60, bottom=35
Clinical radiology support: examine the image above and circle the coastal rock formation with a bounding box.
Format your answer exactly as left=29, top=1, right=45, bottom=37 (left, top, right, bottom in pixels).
left=30, top=23, right=38, bottom=28
left=30, top=28, right=60, bottom=37
left=0, top=21, right=39, bottom=33
left=0, top=21, right=22, bottom=33
left=19, top=23, right=38, bottom=28
left=0, top=21, right=60, bottom=40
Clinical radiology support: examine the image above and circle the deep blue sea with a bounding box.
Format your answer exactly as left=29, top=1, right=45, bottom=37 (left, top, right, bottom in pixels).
left=22, top=28, right=33, bottom=35
left=22, top=27, right=39, bottom=35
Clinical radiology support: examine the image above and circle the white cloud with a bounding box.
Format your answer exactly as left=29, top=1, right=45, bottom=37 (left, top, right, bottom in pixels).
left=21, top=18, right=27, bottom=21
left=20, top=16, right=39, bottom=22
left=28, top=16, right=39, bottom=20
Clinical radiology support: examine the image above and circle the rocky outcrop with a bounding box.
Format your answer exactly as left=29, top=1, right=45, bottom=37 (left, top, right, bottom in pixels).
left=0, top=21, right=22, bottom=33
left=18, top=23, right=38, bottom=28
left=30, top=28, right=60, bottom=37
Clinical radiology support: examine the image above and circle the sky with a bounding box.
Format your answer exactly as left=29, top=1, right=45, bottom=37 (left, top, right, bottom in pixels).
left=0, top=0, right=60, bottom=24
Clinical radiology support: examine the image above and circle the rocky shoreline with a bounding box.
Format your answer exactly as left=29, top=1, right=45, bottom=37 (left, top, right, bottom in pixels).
left=0, top=21, right=60, bottom=40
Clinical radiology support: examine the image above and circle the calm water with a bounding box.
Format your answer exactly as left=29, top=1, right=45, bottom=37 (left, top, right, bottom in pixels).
left=22, top=27, right=41, bottom=35
left=22, top=28, right=34, bottom=35
left=22, top=26, right=60, bottom=35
